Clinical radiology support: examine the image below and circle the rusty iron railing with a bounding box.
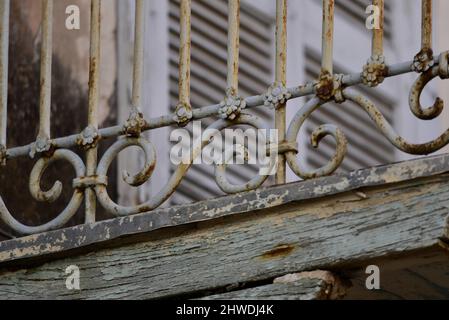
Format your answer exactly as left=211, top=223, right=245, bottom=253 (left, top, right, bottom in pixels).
left=0, top=0, right=448, bottom=236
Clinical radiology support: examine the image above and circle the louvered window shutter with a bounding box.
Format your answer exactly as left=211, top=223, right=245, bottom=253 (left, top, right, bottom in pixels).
left=169, top=0, right=274, bottom=204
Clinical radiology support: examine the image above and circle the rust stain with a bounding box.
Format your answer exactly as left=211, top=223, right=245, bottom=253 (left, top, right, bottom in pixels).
left=315, top=70, right=334, bottom=101
left=259, top=244, right=295, bottom=260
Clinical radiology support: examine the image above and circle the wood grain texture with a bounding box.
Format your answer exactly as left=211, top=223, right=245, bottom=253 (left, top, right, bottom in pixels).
left=201, top=271, right=348, bottom=300
left=0, top=171, right=448, bottom=299
left=199, top=279, right=335, bottom=300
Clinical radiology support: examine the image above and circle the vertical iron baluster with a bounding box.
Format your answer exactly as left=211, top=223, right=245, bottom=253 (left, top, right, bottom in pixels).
left=173, top=0, right=192, bottom=126
left=179, top=0, right=191, bottom=109
left=0, top=0, right=9, bottom=163
left=321, top=0, right=334, bottom=75
left=315, top=0, right=335, bottom=101
left=412, top=0, right=434, bottom=73
left=372, top=0, right=384, bottom=57
left=274, top=0, right=287, bottom=184
left=124, top=0, right=146, bottom=137
left=38, top=0, right=53, bottom=147
left=362, top=0, right=386, bottom=87
left=227, top=0, right=240, bottom=96
left=85, top=0, right=101, bottom=224
left=132, top=0, right=144, bottom=110
left=218, top=0, right=244, bottom=121
left=422, top=0, right=432, bottom=51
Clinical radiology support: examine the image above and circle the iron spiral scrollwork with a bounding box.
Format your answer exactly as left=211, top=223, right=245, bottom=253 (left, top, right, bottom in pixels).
left=212, top=114, right=277, bottom=195
left=285, top=97, right=348, bottom=180
left=0, top=150, right=85, bottom=235
left=288, top=52, right=449, bottom=183
left=94, top=113, right=276, bottom=216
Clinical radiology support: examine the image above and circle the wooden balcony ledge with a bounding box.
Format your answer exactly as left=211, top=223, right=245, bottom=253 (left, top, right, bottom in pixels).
left=1, top=154, right=449, bottom=300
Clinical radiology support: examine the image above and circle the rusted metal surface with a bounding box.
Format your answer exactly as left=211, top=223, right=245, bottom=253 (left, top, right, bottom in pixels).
left=124, top=0, right=146, bottom=136
left=371, top=0, right=384, bottom=57
left=321, top=0, right=334, bottom=75
left=274, top=0, right=288, bottom=185
left=95, top=114, right=273, bottom=216
left=0, top=0, right=8, bottom=164
left=413, top=0, right=434, bottom=73
left=178, top=0, right=191, bottom=106
left=131, top=0, right=144, bottom=110
left=315, top=71, right=335, bottom=101
left=421, top=0, right=432, bottom=52
left=0, top=1, right=448, bottom=236
left=84, top=0, right=101, bottom=225
left=1, top=54, right=442, bottom=159
left=344, top=87, right=449, bottom=155
left=410, top=66, right=443, bottom=120
left=218, top=0, right=245, bottom=122
left=362, top=0, right=387, bottom=87
left=285, top=97, right=347, bottom=179
left=315, top=0, right=335, bottom=101
left=214, top=115, right=274, bottom=194
left=362, top=55, right=387, bottom=87
left=0, top=149, right=85, bottom=235
left=34, top=0, right=53, bottom=156
left=226, top=0, right=240, bottom=96
left=173, top=0, right=193, bottom=127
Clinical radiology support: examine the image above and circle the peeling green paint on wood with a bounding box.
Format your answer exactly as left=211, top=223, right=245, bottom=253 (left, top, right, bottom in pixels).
left=0, top=166, right=448, bottom=299
left=1, top=153, right=449, bottom=265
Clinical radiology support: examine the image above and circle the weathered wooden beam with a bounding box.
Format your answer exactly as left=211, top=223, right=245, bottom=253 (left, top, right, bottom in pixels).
left=1, top=153, right=449, bottom=266
left=0, top=154, right=448, bottom=299
left=200, top=271, right=348, bottom=300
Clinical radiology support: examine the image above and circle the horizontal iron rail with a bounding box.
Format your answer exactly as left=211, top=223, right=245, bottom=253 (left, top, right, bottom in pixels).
left=3, top=55, right=441, bottom=160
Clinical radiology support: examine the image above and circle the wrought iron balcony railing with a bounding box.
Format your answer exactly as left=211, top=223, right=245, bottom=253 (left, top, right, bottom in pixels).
left=0, top=0, right=448, bottom=236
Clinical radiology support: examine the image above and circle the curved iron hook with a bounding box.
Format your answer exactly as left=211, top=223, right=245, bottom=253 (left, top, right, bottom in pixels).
left=409, top=66, right=443, bottom=120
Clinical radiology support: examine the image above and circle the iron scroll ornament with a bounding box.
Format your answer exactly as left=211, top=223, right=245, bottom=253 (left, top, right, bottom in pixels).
left=284, top=52, right=449, bottom=181
left=0, top=150, right=85, bottom=235
left=94, top=113, right=276, bottom=217
left=0, top=52, right=448, bottom=232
